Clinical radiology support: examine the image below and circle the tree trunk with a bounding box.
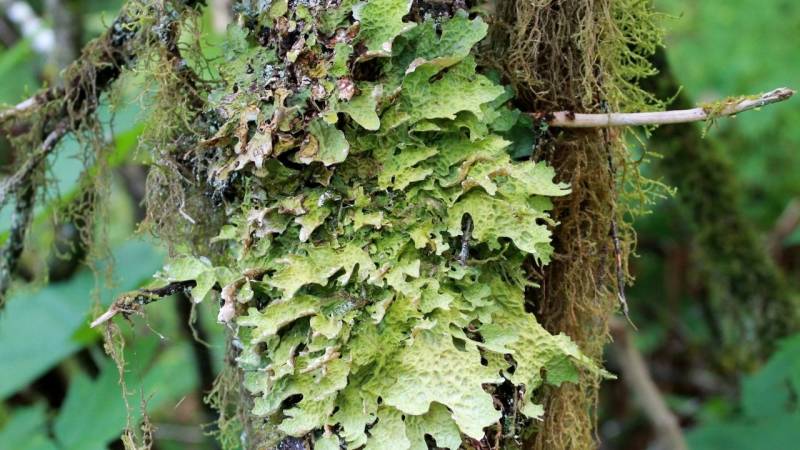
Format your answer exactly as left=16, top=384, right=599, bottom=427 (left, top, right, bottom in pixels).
left=488, top=1, right=662, bottom=448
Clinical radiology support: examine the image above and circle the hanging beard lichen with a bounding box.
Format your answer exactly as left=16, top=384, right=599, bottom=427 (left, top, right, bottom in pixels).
left=135, top=1, right=606, bottom=448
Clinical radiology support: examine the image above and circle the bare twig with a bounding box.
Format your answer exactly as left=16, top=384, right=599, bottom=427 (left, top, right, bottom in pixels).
left=609, top=217, right=634, bottom=325
left=600, top=104, right=634, bottom=327
left=90, top=280, right=196, bottom=328
left=2, top=0, right=201, bottom=130
left=1, top=0, right=203, bottom=308
left=0, top=122, right=70, bottom=306
left=539, top=87, right=794, bottom=128
left=610, top=319, right=687, bottom=450
left=0, top=88, right=63, bottom=124
left=768, top=198, right=800, bottom=259
left=0, top=120, right=68, bottom=208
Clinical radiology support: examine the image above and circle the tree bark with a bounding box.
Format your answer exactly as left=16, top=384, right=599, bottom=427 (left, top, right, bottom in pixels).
left=489, top=1, right=657, bottom=447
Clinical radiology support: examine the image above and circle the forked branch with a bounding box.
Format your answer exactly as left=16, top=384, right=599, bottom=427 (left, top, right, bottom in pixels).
left=0, top=121, right=68, bottom=208
left=540, top=87, right=795, bottom=128
left=90, top=280, right=196, bottom=328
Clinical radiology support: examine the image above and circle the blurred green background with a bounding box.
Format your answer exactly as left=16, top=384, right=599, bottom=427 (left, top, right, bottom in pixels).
left=0, top=1, right=798, bottom=449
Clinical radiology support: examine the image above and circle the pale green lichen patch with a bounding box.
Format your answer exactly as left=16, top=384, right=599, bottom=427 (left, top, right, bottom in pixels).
left=353, top=0, right=415, bottom=56
left=336, top=83, right=382, bottom=131
left=447, top=192, right=556, bottom=264
left=297, top=119, right=350, bottom=166
left=373, top=329, right=503, bottom=439
left=150, top=6, right=599, bottom=448
left=381, top=57, right=506, bottom=129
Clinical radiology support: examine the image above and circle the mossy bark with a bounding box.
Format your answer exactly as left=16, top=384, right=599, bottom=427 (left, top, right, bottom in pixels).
left=489, top=1, right=662, bottom=448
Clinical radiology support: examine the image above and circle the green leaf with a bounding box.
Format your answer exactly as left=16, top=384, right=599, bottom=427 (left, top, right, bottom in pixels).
left=332, top=384, right=375, bottom=447
left=293, top=191, right=333, bottom=242
left=53, top=367, right=128, bottom=450
left=0, top=241, right=163, bottom=400
left=280, top=397, right=338, bottom=436
left=741, top=334, right=800, bottom=418
left=238, top=295, right=321, bottom=343
left=53, top=340, right=197, bottom=450
left=269, top=0, right=288, bottom=18
left=477, top=278, right=598, bottom=416
left=687, top=334, right=800, bottom=449
left=688, top=413, right=800, bottom=450
left=405, top=402, right=462, bottom=450
left=163, top=255, right=212, bottom=281
left=390, top=12, right=488, bottom=75
left=330, top=43, right=354, bottom=77
left=0, top=40, right=39, bottom=104
left=365, top=407, right=410, bottom=450
left=0, top=405, right=58, bottom=450
left=249, top=358, right=350, bottom=417
left=374, top=145, right=437, bottom=191
left=383, top=57, right=504, bottom=128
left=337, top=84, right=381, bottom=130
left=319, top=0, right=359, bottom=34
left=315, top=434, right=342, bottom=450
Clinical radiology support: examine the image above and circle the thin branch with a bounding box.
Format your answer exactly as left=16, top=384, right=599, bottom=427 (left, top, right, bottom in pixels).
left=0, top=122, right=70, bottom=306
left=0, top=88, right=63, bottom=124
left=0, top=0, right=203, bottom=308
left=1, top=0, right=202, bottom=131
left=610, top=319, right=687, bottom=450
left=0, top=176, right=36, bottom=305
left=768, top=198, right=800, bottom=259
left=0, top=120, right=68, bottom=208
left=90, top=280, right=196, bottom=328
left=540, top=87, right=795, bottom=128
left=603, top=125, right=635, bottom=327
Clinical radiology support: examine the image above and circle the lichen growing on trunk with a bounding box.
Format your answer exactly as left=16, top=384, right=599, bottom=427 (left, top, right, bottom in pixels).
left=1, top=0, right=672, bottom=448
left=147, top=2, right=607, bottom=448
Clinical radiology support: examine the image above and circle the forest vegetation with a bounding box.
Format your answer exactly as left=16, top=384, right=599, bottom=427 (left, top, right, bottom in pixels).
left=0, top=1, right=797, bottom=449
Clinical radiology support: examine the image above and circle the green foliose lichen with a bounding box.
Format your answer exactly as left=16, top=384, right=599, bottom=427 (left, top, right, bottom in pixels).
left=157, top=3, right=602, bottom=448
